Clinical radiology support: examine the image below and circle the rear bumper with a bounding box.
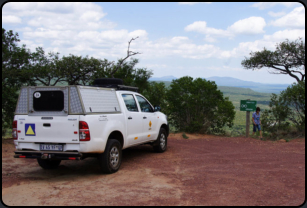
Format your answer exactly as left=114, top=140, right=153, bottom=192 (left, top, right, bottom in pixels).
left=14, top=150, right=82, bottom=160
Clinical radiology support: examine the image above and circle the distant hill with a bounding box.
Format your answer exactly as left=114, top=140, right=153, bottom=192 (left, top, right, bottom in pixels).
left=149, top=76, right=177, bottom=82
left=206, top=76, right=290, bottom=94
left=149, top=76, right=290, bottom=94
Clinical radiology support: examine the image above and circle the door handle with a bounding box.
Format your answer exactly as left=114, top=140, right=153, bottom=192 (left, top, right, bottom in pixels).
left=128, top=117, right=132, bottom=120
left=143, top=117, right=147, bottom=119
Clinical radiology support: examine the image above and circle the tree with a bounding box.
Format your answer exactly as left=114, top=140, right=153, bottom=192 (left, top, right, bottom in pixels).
left=93, top=58, right=153, bottom=94
left=2, top=28, right=32, bottom=133
left=281, top=81, right=305, bottom=131
left=31, top=37, right=145, bottom=87
left=142, top=81, right=167, bottom=110
left=261, top=81, right=305, bottom=136
left=56, top=54, right=113, bottom=85
left=241, top=38, right=305, bottom=82
left=261, top=94, right=291, bottom=134
left=30, top=47, right=62, bottom=86
left=166, top=76, right=235, bottom=133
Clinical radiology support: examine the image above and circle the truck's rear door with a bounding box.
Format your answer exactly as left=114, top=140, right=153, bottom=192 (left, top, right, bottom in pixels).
left=17, top=88, right=80, bottom=144
left=17, top=115, right=80, bottom=144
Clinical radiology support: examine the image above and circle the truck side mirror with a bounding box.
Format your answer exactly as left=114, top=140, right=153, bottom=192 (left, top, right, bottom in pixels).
left=154, top=105, right=161, bottom=112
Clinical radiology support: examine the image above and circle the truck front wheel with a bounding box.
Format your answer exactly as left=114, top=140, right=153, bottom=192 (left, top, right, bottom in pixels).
left=153, top=128, right=167, bottom=153
left=37, top=159, right=61, bottom=169
left=98, top=139, right=122, bottom=174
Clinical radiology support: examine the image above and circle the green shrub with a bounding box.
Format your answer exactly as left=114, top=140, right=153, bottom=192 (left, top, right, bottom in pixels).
left=166, top=76, right=235, bottom=133
left=261, top=81, right=305, bottom=139
left=182, top=133, right=189, bottom=139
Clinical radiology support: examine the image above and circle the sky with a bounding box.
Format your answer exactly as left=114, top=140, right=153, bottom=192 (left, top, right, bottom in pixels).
left=2, top=2, right=305, bottom=84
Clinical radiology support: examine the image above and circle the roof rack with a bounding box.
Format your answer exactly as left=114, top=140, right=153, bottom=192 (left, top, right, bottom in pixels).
left=90, top=78, right=139, bottom=92
left=117, top=85, right=139, bottom=92
left=90, top=84, right=138, bottom=92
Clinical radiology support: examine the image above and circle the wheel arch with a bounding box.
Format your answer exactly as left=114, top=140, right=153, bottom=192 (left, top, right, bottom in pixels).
left=161, top=123, right=169, bottom=137
left=108, top=131, right=124, bottom=148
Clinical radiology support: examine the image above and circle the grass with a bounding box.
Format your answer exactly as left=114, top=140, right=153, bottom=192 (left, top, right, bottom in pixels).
left=217, top=86, right=273, bottom=138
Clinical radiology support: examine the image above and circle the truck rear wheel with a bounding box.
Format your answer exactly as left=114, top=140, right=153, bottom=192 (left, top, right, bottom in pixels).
left=37, top=159, right=61, bottom=169
left=153, top=128, right=167, bottom=153
left=98, top=139, right=122, bottom=174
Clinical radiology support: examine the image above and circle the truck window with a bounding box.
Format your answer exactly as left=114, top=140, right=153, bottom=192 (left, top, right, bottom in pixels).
left=122, top=94, right=138, bottom=112
left=136, top=95, right=154, bottom=113
left=33, top=91, right=64, bottom=111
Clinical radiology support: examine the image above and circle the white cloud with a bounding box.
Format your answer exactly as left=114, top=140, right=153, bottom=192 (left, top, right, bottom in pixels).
left=2, top=2, right=115, bottom=31
left=178, top=2, right=211, bottom=5
left=2, top=2, right=304, bottom=66
left=226, top=29, right=305, bottom=58
left=251, top=2, right=301, bottom=10
left=184, top=21, right=232, bottom=38
left=227, top=17, right=266, bottom=35
left=144, top=64, right=168, bottom=68
left=132, top=36, right=224, bottom=60
left=128, top=30, right=148, bottom=40
left=2, top=15, right=22, bottom=24
left=270, top=6, right=305, bottom=29
left=204, top=36, right=217, bottom=43
left=263, top=29, right=305, bottom=42
left=185, top=17, right=266, bottom=41
left=268, top=11, right=286, bottom=17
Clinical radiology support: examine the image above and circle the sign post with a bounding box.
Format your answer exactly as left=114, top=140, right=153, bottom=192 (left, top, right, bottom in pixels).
left=240, top=100, right=257, bottom=138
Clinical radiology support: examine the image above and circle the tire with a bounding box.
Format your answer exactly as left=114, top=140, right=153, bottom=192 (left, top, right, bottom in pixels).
left=93, top=78, right=123, bottom=86
left=153, top=128, right=167, bottom=153
left=98, top=139, right=122, bottom=174
left=37, top=159, right=61, bottom=169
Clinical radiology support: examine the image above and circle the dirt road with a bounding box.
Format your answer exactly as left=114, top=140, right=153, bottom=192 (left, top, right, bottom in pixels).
left=2, top=134, right=305, bottom=206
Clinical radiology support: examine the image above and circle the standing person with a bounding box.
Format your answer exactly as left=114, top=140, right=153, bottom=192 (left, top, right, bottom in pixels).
left=252, top=107, right=263, bottom=140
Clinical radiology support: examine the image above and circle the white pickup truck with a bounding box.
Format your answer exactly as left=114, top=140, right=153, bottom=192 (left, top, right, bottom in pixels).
left=13, top=78, right=169, bottom=174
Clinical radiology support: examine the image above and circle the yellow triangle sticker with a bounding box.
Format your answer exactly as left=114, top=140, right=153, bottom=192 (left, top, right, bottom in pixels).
left=26, top=126, right=35, bottom=135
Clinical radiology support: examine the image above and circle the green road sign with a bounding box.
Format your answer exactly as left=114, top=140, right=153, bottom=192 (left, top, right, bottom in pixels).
left=240, top=100, right=257, bottom=111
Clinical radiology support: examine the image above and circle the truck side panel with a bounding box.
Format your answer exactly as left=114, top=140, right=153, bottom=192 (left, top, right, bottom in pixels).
left=79, top=113, right=126, bottom=153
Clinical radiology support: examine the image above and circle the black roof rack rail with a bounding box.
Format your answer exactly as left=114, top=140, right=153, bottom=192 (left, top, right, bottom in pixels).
left=90, top=78, right=138, bottom=92
left=89, top=84, right=139, bottom=92
left=117, top=85, right=139, bottom=92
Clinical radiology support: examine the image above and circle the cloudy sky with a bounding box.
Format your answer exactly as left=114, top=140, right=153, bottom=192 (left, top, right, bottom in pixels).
left=2, top=2, right=305, bottom=84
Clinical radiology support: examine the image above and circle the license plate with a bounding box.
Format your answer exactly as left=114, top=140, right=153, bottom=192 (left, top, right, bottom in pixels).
left=40, top=144, right=63, bottom=151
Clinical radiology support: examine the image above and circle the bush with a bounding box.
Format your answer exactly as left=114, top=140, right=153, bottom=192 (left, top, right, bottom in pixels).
left=165, top=76, right=235, bottom=133
left=261, top=81, right=305, bottom=138
left=261, top=93, right=291, bottom=133
left=282, top=81, right=305, bottom=132
left=142, top=81, right=167, bottom=110
left=182, top=133, right=189, bottom=139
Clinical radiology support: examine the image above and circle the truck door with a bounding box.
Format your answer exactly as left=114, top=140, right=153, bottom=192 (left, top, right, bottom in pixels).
left=121, top=94, right=144, bottom=145
left=135, top=95, right=159, bottom=142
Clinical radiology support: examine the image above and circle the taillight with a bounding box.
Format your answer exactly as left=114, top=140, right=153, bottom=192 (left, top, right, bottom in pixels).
left=79, top=121, right=90, bottom=141
left=12, top=120, right=18, bottom=140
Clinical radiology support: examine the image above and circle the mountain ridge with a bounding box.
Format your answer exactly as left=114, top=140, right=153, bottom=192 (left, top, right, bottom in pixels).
left=149, top=76, right=290, bottom=93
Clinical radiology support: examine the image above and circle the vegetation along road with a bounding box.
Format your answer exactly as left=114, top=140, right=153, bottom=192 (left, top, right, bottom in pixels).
left=2, top=134, right=305, bottom=206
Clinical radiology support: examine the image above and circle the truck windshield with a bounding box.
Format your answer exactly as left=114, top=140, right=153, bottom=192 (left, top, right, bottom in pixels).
left=33, top=91, right=64, bottom=111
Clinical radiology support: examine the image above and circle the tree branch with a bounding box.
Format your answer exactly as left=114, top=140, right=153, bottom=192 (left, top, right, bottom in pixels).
left=34, top=76, right=49, bottom=86
left=110, top=37, right=141, bottom=78
left=241, top=38, right=305, bottom=82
